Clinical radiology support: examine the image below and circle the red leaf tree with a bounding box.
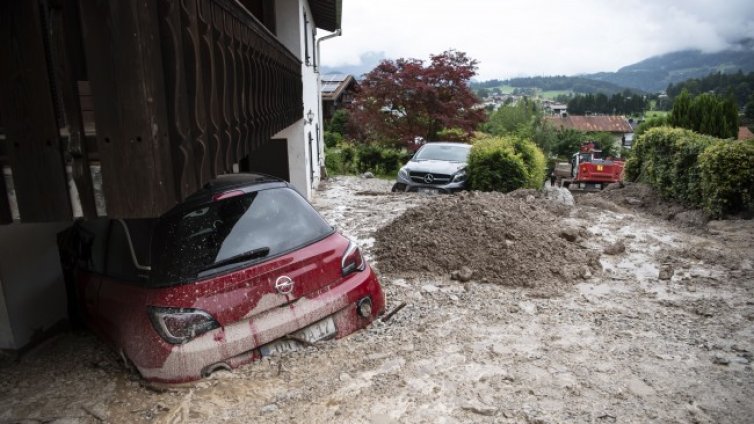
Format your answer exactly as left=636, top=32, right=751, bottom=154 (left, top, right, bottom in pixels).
left=347, top=50, right=485, bottom=146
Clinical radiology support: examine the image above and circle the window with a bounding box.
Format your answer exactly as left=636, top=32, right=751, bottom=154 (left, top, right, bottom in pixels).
left=303, top=10, right=311, bottom=66
left=105, top=221, right=141, bottom=282
left=151, top=188, right=333, bottom=285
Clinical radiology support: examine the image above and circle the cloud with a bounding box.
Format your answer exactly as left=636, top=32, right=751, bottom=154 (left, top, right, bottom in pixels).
left=318, top=0, right=754, bottom=80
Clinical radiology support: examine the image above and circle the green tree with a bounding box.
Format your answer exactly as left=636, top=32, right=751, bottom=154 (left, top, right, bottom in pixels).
left=670, top=90, right=738, bottom=138
left=670, top=89, right=692, bottom=129
left=485, top=97, right=539, bottom=136
left=745, top=94, right=754, bottom=120
left=327, top=109, right=349, bottom=135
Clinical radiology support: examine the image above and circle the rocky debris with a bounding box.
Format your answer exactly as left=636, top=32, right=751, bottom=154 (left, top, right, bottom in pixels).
left=604, top=182, right=623, bottom=191
left=450, top=266, right=474, bottom=282
left=673, top=210, right=708, bottom=227
left=461, top=401, right=498, bottom=416
left=603, top=240, right=626, bottom=255
left=559, top=228, right=580, bottom=242
left=658, top=264, right=674, bottom=280
left=625, top=197, right=643, bottom=206
left=712, top=356, right=730, bottom=366
left=260, top=403, right=279, bottom=414
left=361, top=172, right=375, bottom=179
left=374, top=191, right=601, bottom=289
left=543, top=186, right=575, bottom=207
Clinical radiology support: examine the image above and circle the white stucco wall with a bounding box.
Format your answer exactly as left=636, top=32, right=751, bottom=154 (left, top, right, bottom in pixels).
left=0, top=223, right=69, bottom=350
left=274, top=0, right=323, bottom=199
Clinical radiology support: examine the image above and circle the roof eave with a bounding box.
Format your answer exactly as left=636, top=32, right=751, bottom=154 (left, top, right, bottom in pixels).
left=310, top=0, right=342, bottom=32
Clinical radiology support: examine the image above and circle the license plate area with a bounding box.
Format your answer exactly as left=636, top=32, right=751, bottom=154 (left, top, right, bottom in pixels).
left=418, top=187, right=439, bottom=194
left=259, top=316, right=337, bottom=357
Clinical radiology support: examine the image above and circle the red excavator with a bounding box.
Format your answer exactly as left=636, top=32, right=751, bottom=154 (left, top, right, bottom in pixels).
left=552, top=142, right=624, bottom=190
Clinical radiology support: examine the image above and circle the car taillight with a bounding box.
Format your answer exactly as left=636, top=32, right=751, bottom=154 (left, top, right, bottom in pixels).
left=342, top=241, right=366, bottom=277
left=148, top=307, right=220, bottom=344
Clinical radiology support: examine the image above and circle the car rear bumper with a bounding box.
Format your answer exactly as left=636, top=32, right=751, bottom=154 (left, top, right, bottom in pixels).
left=136, top=267, right=384, bottom=383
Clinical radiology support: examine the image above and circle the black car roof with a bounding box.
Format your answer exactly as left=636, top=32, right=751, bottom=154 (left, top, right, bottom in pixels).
left=166, top=173, right=289, bottom=217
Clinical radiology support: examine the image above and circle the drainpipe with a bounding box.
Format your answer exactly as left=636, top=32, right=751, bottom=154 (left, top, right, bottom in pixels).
left=314, top=29, right=342, bottom=180
left=315, top=29, right=341, bottom=74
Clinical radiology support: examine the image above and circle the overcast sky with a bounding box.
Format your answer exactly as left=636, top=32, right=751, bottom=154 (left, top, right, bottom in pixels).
left=319, top=0, right=754, bottom=80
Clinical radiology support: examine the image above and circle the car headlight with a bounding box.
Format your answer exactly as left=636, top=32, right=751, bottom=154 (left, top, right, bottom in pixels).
left=398, top=167, right=409, bottom=180
left=452, top=168, right=467, bottom=183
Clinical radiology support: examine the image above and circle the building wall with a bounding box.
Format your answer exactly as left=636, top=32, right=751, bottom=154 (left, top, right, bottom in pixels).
left=0, top=223, right=69, bottom=350
left=0, top=278, right=14, bottom=349
left=274, top=0, right=322, bottom=199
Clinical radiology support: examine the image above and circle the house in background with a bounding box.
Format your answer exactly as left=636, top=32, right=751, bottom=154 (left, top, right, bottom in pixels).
left=320, top=73, right=357, bottom=121
left=543, top=115, right=634, bottom=149
left=541, top=100, right=568, bottom=116
left=0, top=0, right=342, bottom=351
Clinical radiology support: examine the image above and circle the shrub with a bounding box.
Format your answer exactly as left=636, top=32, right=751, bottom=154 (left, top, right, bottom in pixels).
left=700, top=140, right=754, bottom=217
left=323, top=131, right=344, bottom=148
left=626, top=127, right=715, bottom=203
left=627, top=126, right=754, bottom=217
left=436, top=127, right=471, bottom=142
left=325, top=142, right=411, bottom=177
left=512, top=137, right=547, bottom=188
left=467, top=136, right=546, bottom=192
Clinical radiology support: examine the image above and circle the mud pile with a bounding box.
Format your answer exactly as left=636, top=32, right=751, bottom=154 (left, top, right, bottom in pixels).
left=585, top=182, right=708, bottom=227
left=374, top=191, right=601, bottom=289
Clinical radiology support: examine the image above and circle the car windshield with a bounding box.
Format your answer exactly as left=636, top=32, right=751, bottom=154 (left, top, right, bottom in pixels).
left=414, top=144, right=470, bottom=162
left=151, top=187, right=333, bottom=285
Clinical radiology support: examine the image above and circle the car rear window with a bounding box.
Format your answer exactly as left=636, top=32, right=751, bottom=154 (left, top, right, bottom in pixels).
left=414, top=144, right=470, bottom=162
left=150, top=187, right=333, bottom=285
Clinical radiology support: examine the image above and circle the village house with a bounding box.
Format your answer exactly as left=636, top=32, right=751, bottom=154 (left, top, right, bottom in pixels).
left=0, top=0, right=341, bottom=351
left=320, top=73, right=357, bottom=121
left=543, top=114, right=634, bottom=150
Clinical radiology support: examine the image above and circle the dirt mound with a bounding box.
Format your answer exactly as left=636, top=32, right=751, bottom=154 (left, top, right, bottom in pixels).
left=585, top=182, right=708, bottom=227
left=373, top=191, right=601, bottom=290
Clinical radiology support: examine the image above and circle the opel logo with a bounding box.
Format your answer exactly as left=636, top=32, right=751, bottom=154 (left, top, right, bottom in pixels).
left=274, top=276, right=294, bottom=294
left=423, top=174, right=434, bottom=184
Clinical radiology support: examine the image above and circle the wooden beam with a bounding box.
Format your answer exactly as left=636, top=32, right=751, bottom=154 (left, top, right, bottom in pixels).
left=0, top=0, right=73, bottom=222
left=49, top=0, right=98, bottom=219
left=78, top=0, right=178, bottom=218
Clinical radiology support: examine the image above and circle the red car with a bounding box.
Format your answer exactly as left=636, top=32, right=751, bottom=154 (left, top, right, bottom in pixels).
left=67, top=174, right=384, bottom=383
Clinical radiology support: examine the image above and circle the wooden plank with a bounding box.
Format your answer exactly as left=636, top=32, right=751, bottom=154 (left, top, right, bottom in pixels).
left=49, top=0, right=98, bottom=219
left=78, top=0, right=178, bottom=218
left=157, top=0, right=199, bottom=201
left=0, top=0, right=72, bottom=222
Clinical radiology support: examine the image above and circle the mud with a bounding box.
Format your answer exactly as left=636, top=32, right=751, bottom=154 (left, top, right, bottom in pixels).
left=373, top=191, right=600, bottom=292
left=581, top=182, right=710, bottom=228
left=1, top=176, right=753, bottom=424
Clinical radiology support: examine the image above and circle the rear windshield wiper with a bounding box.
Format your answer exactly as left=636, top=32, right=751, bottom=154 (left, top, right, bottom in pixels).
left=195, top=247, right=270, bottom=274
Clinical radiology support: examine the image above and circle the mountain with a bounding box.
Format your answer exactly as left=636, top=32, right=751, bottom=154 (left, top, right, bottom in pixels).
left=320, top=51, right=386, bottom=78
left=506, top=76, right=637, bottom=95
left=583, top=41, right=754, bottom=92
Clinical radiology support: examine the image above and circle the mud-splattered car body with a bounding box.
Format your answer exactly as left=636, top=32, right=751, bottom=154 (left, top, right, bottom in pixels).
left=70, top=174, right=384, bottom=383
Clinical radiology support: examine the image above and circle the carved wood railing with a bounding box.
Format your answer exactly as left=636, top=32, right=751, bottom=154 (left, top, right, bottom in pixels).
left=158, top=0, right=303, bottom=200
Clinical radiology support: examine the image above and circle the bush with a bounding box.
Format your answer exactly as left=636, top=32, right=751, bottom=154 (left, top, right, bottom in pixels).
left=324, top=131, right=344, bottom=148
left=626, top=127, right=715, bottom=204
left=627, top=126, right=754, bottom=217
left=325, top=142, right=412, bottom=177
left=700, top=140, right=754, bottom=217
left=467, top=136, right=546, bottom=192
left=436, top=127, right=471, bottom=142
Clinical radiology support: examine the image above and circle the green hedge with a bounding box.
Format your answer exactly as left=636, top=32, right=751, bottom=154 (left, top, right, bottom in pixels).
left=467, top=136, right=546, bottom=192
left=627, top=126, right=754, bottom=217
left=325, top=143, right=412, bottom=177
left=700, top=140, right=754, bottom=217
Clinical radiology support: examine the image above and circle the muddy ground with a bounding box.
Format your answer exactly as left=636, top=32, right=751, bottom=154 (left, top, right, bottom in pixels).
left=1, top=177, right=753, bottom=423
